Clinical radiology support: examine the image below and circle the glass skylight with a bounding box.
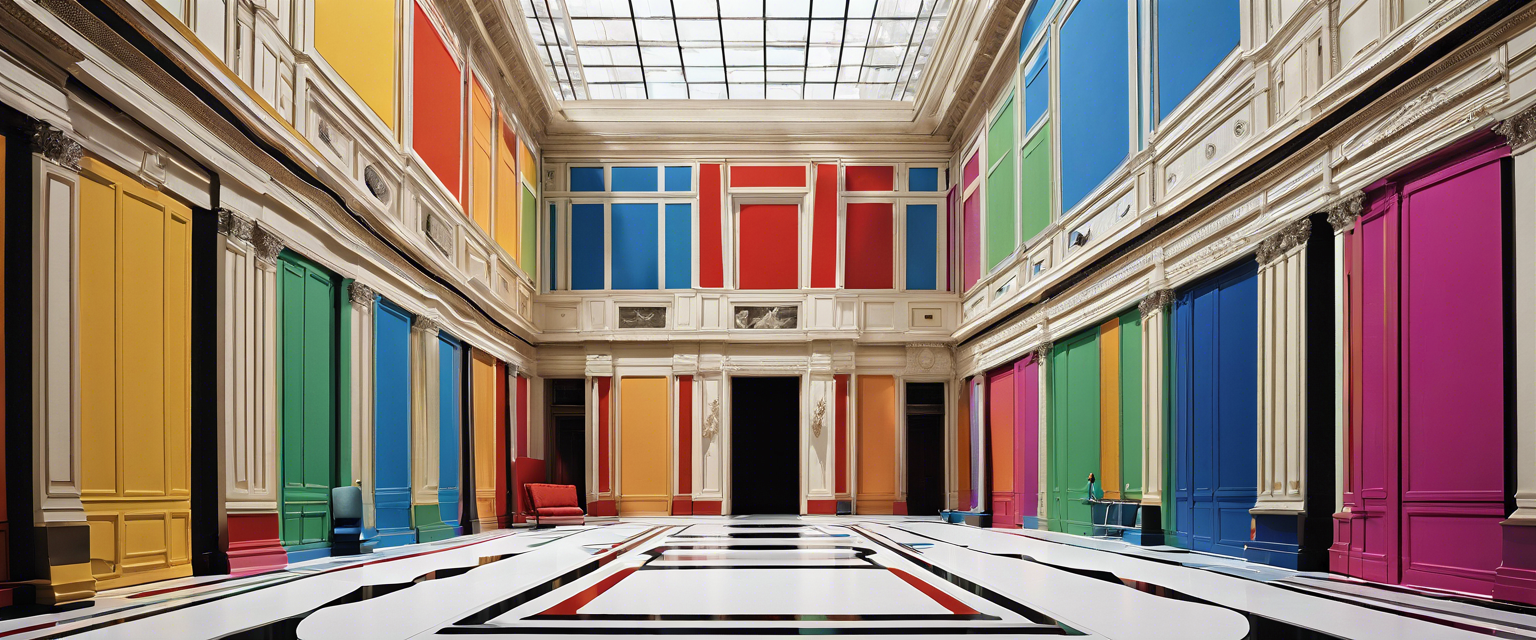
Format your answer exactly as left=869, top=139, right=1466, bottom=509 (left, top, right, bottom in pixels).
left=519, top=0, right=950, bottom=100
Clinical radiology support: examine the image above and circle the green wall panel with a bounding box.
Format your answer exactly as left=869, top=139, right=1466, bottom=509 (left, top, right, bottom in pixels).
left=986, top=97, right=1017, bottom=270
left=1118, top=308, right=1143, bottom=498
left=1020, top=123, right=1051, bottom=242
left=1049, top=328, right=1100, bottom=535
left=278, top=252, right=339, bottom=550
left=522, top=185, right=538, bottom=284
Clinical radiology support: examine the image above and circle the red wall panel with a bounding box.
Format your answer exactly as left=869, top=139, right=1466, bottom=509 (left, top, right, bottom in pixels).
left=699, top=164, right=724, bottom=288
left=676, top=375, right=693, bottom=515
left=597, top=377, right=611, bottom=494
left=730, top=165, right=807, bottom=188
left=845, top=165, right=895, bottom=191
left=811, top=164, right=838, bottom=288
left=516, top=375, right=529, bottom=458
left=738, top=204, right=799, bottom=289
left=412, top=4, right=462, bottom=202
left=495, top=361, right=508, bottom=526
left=835, top=374, right=849, bottom=495
left=844, top=202, right=893, bottom=289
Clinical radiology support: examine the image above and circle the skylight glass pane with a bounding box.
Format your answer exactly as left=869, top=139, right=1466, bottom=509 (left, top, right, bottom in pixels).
left=520, top=0, right=947, bottom=100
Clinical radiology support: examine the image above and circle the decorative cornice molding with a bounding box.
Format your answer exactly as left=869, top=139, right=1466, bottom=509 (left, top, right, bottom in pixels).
left=216, top=208, right=254, bottom=242
left=1256, top=218, right=1312, bottom=265
left=252, top=225, right=284, bottom=264
left=937, top=0, right=1026, bottom=140
left=29, top=122, right=81, bottom=170
left=1325, top=192, right=1366, bottom=231
left=1138, top=289, right=1176, bottom=315
left=1494, top=101, right=1536, bottom=150
left=348, top=281, right=376, bottom=306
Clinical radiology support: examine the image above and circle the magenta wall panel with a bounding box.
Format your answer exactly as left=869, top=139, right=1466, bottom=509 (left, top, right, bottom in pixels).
left=1015, top=355, right=1039, bottom=521
left=1340, top=135, right=1508, bottom=597
left=963, top=194, right=981, bottom=291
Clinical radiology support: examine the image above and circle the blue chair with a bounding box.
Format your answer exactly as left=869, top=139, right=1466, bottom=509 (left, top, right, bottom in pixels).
left=331, top=486, right=373, bottom=556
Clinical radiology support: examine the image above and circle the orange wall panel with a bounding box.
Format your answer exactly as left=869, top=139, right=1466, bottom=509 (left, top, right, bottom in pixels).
left=471, top=350, right=497, bottom=528
left=619, top=377, right=670, bottom=516
left=988, top=370, right=1015, bottom=494
left=469, top=78, right=493, bottom=230
left=857, top=376, right=897, bottom=514
left=1099, top=318, right=1121, bottom=499
left=495, top=122, right=519, bottom=263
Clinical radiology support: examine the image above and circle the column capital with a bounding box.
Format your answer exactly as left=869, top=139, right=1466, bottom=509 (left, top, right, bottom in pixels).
left=217, top=208, right=254, bottom=242
left=1494, top=102, right=1536, bottom=152
left=1139, top=288, right=1176, bottom=316
left=252, top=224, right=284, bottom=265
left=348, top=281, right=376, bottom=307
left=413, top=314, right=442, bottom=335
left=1256, top=217, right=1312, bottom=265
left=1325, top=192, right=1366, bottom=232
left=1032, top=340, right=1053, bottom=360
left=30, top=122, right=82, bottom=170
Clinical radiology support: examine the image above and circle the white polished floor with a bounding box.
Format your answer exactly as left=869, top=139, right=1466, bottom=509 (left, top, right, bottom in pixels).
left=2, top=516, right=1533, bottom=638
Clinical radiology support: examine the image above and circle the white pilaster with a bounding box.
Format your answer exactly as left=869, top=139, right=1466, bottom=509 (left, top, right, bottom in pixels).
left=411, top=316, right=442, bottom=506
left=1253, top=218, right=1313, bottom=514
left=347, top=281, right=376, bottom=528
left=1138, top=290, right=1172, bottom=509
left=1495, top=111, right=1536, bottom=525
left=32, top=124, right=84, bottom=523
left=1325, top=193, right=1364, bottom=514
left=220, top=213, right=279, bottom=516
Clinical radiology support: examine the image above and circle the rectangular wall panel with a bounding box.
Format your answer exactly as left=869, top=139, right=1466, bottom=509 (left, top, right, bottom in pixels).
left=909, top=167, right=940, bottom=192
left=1118, top=309, right=1143, bottom=498
left=612, top=167, right=658, bottom=192
left=437, top=334, right=462, bottom=533
left=570, top=167, right=604, bottom=192
left=548, top=203, right=559, bottom=290
left=469, top=79, right=493, bottom=228
left=811, top=163, right=838, bottom=288
left=988, top=368, right=1017, bottom=526
left=495, top=124, right=520, bottom=263
left=1015, top=356, right=1040, bottom=522
left=857, top=376, right=897, bottom=514
left=963, top=193, right=981, bottom=291
left=1049, top=329, right=1099, bottom=535
left=315, top=0, right=396, bottom=126
left=665, top=204, right=692, bottom=289
left=278, top=253, right=338, bottom=551
left=845, top=165, right=895, bottom=191
left=79, top=158, right=193, bottom=590
left=1156, top=0, right=1240, bottom=119
left=986, top=98, right=1016, bottom=270
left=699, top=164, right=724, bottom=287
left=619, top=378, right=670, bottom=516
left=844, top=202, right=893, bottom=289
left=1024, top=43, right=1049, bottom=128
left=471, top=350, right=497, bottom=529
left=411, top=4, right=462, bottom=201
left=569, top=203, right=605, bottom=290
left=1099, top=317, right=1121, bottom=499
left=729, top=165, right=806, bottom=188
left=1059, top=0, right=1129, bottom=212
left=610, top=203, right=659, bottom=290
left=373, top=300, right=415, bottom=547
left=665, top=166, right=692, bottom=191
left=1020, top=125, right=1051, bottom=242
left=520, top=185, right=537, bottom=284
left=738, top=204, right=799, bottom=290
left=905, top=204, right=938, bottom=290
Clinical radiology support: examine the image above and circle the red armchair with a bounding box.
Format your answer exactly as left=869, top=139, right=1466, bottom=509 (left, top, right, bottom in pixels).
left=524, top=483, right=585, bottom=528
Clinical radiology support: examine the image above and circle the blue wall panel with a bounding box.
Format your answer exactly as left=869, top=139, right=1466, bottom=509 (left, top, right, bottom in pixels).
left=1019, top=0, right=1055, bottom=60
left=1059, top=0, right=1129, bottom=212
left=612, top=166, right=659, bottom=192
left=665, top=166, right=692, bottom=192
left=374, top=299, right=415, bottom=547
left=905, top=204, right=938, bottom=290
left=1171, top=259, right=1257, bottom=558
left=548, top=203, right=559, bottom=290
left=611, top=203, right=659, bottom=290
left=437, top=333, right=462, bottom=535
left=1157, top=0, right=1239, bottom=120
left=570, top=203, right=605, bottom=290
left=1025, top=43, right=1049, bottom=129
left=908, top=167, right=940, bottom=192
left=665, top=203, right=692, bottom=289
left=570, top=166, right=604, bottom=192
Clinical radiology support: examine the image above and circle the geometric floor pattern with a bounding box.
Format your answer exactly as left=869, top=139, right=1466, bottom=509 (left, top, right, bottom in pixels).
left=3, top=517, right=1533, bottom=638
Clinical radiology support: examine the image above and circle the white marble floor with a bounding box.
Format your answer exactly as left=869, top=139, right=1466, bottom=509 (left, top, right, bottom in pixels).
left=2, top=516, right=1533, bottom=638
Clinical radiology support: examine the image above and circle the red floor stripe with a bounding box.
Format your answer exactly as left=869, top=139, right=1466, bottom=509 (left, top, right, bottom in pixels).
left=887, top=567, right=979, bottom=615
left=538, top=567, right=636, bottom=616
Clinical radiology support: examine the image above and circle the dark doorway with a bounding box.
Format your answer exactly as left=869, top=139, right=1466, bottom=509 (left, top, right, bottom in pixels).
left=730, top=377, right=800, bottom=515
left=548, top=379, right=586, bottom=509
left=905, top=383, right=945, bottom=517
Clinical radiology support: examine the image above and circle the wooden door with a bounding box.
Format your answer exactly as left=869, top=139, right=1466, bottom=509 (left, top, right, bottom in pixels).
left=1173, top=260, right=1258, bottom=557
left=278, top=252, right=338, bottom=550
left=373, top=299, right=414, bottom=547
left=79, top=157, right=193, bottom=589
left=1049, top=330, right=1099, bottom=535
left=470, top=350, right=498, bottom=529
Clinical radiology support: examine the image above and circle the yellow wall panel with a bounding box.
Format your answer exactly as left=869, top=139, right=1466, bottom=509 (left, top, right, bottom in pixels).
left=1099, top=318, right=1120, bottom=499
left=471, top=350, right=497, bottom=528
left=495, top=123, right=519, bottom=263
left=619, top=377, right=669, bottom=516
left=77, top=157, right=192, bottom=591
left=314, top=0, right=397, bottom=128
left=518, top=138, right=537, bottom=187
left=857, top=375, right=897, bottom=514
left=469, top=79, right=493, bottom=233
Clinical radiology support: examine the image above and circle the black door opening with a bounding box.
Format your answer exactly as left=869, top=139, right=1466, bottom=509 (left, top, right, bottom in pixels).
left=548, top=379, right=586, bottom=509
left=905, top=382, right=945, bottom=517
left=730, top=377, right=800, bottom=515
